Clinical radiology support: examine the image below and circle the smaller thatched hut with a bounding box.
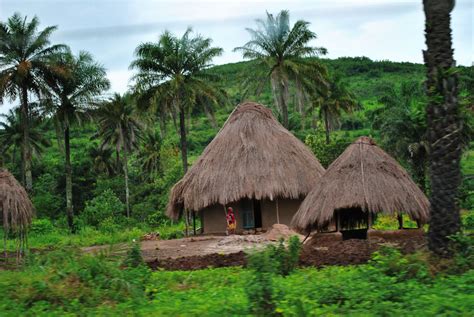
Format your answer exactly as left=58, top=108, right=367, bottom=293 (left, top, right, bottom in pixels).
left=167, top=102, right=325, bottom=234
left=0, top=168, right=34, bottom=253
left=292, top=136, right=429, bottom=239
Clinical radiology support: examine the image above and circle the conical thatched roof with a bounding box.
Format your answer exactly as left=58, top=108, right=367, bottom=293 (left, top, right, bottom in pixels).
left=292, top=136, right=430, bottom=231
left=0, top=168, right=34, bottom=232
left=167, top=102, right=325, bottom=219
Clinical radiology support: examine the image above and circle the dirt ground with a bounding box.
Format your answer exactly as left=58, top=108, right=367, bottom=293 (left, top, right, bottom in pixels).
left=83, top=226, right=427, bottom=271
left=84, top=224, right=303, bottom=260
left=146, top=234, right=426, bottom=271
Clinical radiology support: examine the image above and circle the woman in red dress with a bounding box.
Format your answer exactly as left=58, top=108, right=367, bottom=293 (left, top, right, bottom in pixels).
left=226, top=207, right=236, bottom=235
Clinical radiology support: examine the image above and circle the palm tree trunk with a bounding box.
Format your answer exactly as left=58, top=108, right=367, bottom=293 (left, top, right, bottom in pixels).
left=323, top=108, right=330, bottom=144
left=20, top=86, right=33, bottom=192
left=423, top=0, right=462, bottom=256
left=179, top=106, right=188, bottom=173
left=271, top=71, right=289, bottom=128
left=115, top=148, right=120, bottom=170
left=279, top=78, right=289, bottom=128
left=123, top=149, right=131, bottom=218
left=64, top=124, right=75, bottom=232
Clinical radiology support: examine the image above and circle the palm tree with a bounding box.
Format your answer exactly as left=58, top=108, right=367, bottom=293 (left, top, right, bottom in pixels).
left=0, top=13, right=68, bottom=191
left=373, top=81, right=428, bottom=191
left=423, top=0, right=462, bottom=255
left=137, top=129, right=162, bottom=180
left=0, top=108, right=50, bottom=179
left=130, top=28, right=223, bottom=173
left=96, top=93, right=143, bottom=217
left=318, top=73, right=359, bottom=144
left=43, top=51, right=110, bottom=231
left=234, top=10, right=328, bottom=128
left=89, top=145, right=116, bottom=176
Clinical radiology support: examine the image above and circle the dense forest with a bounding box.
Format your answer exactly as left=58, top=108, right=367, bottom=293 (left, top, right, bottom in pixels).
left=2, top=57, right=472, bottom=235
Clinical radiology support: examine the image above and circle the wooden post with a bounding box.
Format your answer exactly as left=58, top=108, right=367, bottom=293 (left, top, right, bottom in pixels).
left=276, top=199, right=280, bottom=224
left=367, top=212, right=372, bottom=229
left=336, top=211, right=340, bottom=232
left=397, top=214, right=403, bottom=229
left=184, top=209, right=189, bottom=237
left=192, top=211, right=196, bottom=235
left=302, top=231, right=311, bottom=244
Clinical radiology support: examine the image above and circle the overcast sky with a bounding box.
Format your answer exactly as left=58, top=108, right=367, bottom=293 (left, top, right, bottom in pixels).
left=0, top=0, right=472, bottom=115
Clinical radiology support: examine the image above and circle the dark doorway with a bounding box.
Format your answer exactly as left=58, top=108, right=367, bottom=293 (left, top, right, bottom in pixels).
left=341, top=229, right=368, bottom=240
left=253, top=199, right=262, bottom=228
left=241, top=199, right=263, bottom=229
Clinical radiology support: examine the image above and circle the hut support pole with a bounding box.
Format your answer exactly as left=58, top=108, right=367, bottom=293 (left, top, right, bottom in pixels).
left=336, top=211, right=340, bottom=232
left=367, top=212, right=372, bottom=229
left=192, top=211, right=196, bottom=235
left=397, top=214, right=403, bottom=229
left=276, top=199, right=280, bottom=224
left=302, top=231, right=311, bottom=244
left=416, top=219, right=422, bottom=229
left=184, top=210, right=189, bottom=237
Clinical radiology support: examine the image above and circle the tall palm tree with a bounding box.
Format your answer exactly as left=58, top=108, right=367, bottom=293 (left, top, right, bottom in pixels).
left=318, top=73, right=359, bottom=144
left=43, top=51, right=110, bottom=231
left=130, top=28, right=223, bottom=173
left=234, top=10, right=328, bottom=128
left=423, top=0, right=462, bottom=255
left=0, top=13, right=68, bottom=191
left=0, top=108, right=50, bottom=179
left=96, top=93, right=143, bottom=217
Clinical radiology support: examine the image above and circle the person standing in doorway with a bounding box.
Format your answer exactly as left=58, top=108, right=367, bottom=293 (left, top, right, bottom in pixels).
left=226, top=207, right=236, bottom=235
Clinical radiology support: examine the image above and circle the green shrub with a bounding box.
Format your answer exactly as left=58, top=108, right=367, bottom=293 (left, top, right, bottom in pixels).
left=31, top=173, right=63, bottom=219
left=123, top=242, right=144, bottom=268
left=462, top=210, right=474, bottom=230
left=30, top=218, right=56, bottom=235
left=98, top=217, right=121, bottom=233
left=246, top=249, right=277, bottom=316
left=370, top=246, right=430, bottom=282
left=449, top=232, right=474, bottom=272
left=268, top=236, right=301, bottom=276
left=81, top=189, right=125, bottom=227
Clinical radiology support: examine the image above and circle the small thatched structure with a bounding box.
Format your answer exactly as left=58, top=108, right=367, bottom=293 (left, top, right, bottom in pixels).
left=292, top=136, right=430, bottom=234
left=167, top=102, right=325, bottom=234
left=0, top=168, right=34, bottom=253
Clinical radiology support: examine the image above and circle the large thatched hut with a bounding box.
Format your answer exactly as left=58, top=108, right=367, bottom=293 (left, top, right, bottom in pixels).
left=292, top=136, right=429, bottom=239
left=167, top=102, right=325, bottom=234
left=0, top=168, right=34, bottom=253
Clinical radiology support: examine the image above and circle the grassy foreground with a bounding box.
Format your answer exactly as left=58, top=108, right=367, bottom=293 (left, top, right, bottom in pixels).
left=0, top=246, right=473, bottom=316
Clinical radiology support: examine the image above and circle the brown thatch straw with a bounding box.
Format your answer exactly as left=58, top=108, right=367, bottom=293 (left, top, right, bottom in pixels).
left=0, top=168, right=34, bottom=233
left=292, top=136, right=430, bottom=231
left=167, top=102, right=325, bottom=219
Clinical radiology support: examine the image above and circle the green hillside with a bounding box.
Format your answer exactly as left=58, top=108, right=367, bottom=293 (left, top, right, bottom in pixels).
left=2, top=57, right=472, bottom=230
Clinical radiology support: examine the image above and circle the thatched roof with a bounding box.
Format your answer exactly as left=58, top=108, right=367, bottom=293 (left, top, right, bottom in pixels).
left=0, top=168, right=34, bottom=232
left=167, top=102, right=325, bottom=219
left=292, top=136, right=430, bottom=231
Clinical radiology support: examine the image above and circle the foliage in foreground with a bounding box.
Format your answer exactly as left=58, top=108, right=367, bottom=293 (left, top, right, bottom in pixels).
left=1, top=243, right=473, bottom=316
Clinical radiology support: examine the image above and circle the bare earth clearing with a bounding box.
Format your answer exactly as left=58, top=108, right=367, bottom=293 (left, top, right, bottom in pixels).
left=81, top=224, right=427, bottom=270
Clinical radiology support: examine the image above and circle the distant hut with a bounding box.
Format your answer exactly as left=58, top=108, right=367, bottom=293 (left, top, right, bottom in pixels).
left=167, top=102, right=325, bottom=234
left=0, top=168, right=34, bottom=254
left=292, top=136, right=429, bottom=239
